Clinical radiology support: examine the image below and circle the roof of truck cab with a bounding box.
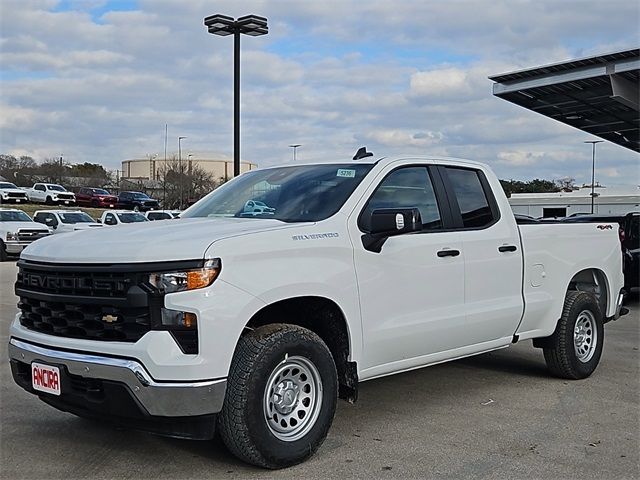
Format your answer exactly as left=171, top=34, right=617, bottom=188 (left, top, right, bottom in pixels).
left=259, top=155, right=489, bottom=170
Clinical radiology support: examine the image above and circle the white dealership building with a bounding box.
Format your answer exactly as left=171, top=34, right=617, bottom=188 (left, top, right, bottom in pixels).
left=509, top=185, right=640, bottom=218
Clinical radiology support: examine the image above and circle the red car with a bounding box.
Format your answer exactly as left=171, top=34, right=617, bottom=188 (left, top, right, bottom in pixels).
left=76, top=187, right=118, bottom=208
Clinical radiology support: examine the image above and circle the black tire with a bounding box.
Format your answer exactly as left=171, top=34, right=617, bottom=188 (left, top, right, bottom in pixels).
left=218, top=324, right=338, bottom=469
left=543, top=291, right=604, bottom=379
left=45, top=196, right=53, bottom=205
left=91, top=200, right=99, bottom=208
left=0, top=241, right=7, bottom=262
left=133, top=205, right=140, bottom=212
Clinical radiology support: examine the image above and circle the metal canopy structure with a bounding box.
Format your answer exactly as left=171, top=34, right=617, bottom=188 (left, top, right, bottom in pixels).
left=489, top=49, right=640, bottom=152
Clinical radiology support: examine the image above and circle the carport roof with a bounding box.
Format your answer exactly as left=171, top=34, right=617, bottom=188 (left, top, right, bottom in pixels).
left=489, top=49, right=640, bottom=152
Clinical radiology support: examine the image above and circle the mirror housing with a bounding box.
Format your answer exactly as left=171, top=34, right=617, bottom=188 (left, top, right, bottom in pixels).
left=362, top=208, right=422, bottom=253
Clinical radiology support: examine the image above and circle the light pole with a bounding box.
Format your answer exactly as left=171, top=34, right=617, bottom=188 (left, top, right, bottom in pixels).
left=178, top=136, right=187, bottom=209
left=289, top=144, right=301, bottom=162
left=584, top=140, right=603, bottom=214
left=204, top=14, right=269, bottom=178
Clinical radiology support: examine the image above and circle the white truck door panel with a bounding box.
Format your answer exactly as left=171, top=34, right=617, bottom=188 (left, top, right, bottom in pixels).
left=349, top=165, right=467, bottom=371
left=354, top=232, right=465, bottom=370
left=442, top=166, right=523, bottom=343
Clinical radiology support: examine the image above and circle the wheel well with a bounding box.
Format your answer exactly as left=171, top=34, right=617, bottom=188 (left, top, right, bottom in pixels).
left=567, top=268, right=608, bottom=317
left=245, top=296, right=358, bottom=403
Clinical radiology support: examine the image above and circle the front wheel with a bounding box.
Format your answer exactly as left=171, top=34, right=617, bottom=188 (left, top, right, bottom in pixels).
left=0, top=241, right=8, bottom=261
left=543, top=291, right=604, bottom=379
left=218, top=324, right=338, bottom=469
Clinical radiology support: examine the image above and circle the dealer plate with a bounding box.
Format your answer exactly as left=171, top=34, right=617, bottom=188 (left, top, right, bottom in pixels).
left=32, top=362, right=61, bottom=396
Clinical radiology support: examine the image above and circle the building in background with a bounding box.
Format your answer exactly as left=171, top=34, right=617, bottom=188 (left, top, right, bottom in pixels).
left=121, top=153, right=257, bottom=182
left=509, top=185, right=640, bottom=218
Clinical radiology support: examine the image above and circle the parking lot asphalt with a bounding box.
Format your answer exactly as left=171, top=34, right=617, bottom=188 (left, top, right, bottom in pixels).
left=1, top=260, right=638, bottom=480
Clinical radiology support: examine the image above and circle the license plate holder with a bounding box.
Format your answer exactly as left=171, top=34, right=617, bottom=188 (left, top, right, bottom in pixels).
left=32, top=362, right=61, bottom=396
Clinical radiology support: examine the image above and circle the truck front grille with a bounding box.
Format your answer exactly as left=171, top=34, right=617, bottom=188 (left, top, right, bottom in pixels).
left=14, top=260, right=202, bottom=352
left=18, top=297, right=150, bottom=342
left=17, top=230, right=50, bottom=242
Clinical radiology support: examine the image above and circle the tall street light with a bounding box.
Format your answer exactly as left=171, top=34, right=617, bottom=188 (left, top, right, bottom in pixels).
left=289, top=144, right=301, bottom=162
left=204, top=14, right=269, bottom=178
left=584, top=140, right=603, bottom=214
left=178, top=136, right=187, bottom=209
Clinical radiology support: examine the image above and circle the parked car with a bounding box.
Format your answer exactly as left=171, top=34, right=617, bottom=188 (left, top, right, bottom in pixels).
left=117, top=191, right=160, bottom=211
left=76, top=187, right=118, bottom=208
left=33, top=210, right=103, bottom=234
left=145, top=210, right=181, bottom=221
left=27, top=183, right=76, bottom=206
left=0, top=182, right=28, bottom=204
left=9, top=156, right=626, bottom=468
left=562, top=212, right=639, bottom=291
left=0, top=209, right=50, bottom=261
left=100, top=210, right=149, bottom=226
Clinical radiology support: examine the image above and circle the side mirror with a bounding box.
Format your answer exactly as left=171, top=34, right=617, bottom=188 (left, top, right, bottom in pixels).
left=362, top=208, right=422, bottom=253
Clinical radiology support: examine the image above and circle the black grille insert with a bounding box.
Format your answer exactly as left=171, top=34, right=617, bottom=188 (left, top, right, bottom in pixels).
left=19, top=297, right=150, bottom=342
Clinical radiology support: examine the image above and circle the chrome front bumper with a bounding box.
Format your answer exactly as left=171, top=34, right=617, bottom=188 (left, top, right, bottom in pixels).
left=8, top=338, right=227, bottom=417
left=5, top=241, right=32, bottom=254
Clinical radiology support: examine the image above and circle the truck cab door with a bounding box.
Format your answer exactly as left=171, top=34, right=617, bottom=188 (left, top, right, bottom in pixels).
left=349, top=165, right=466, bottom=375
left=439, top=166, right=523, bottom=343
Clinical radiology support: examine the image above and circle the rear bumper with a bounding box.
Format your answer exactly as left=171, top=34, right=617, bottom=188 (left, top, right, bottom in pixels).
left=8, top=337, right=227, bottom=438
left=605, top=289, right=628, bottom=323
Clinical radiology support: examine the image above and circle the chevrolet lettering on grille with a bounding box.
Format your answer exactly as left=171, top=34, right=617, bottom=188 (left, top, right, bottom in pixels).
left=20, top=272, right=129, bottom=292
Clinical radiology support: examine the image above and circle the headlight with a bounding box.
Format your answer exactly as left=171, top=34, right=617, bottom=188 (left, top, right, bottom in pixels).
left=6, top=232, right=18, bottom=241
left=148, top=258, right=221, bottom=293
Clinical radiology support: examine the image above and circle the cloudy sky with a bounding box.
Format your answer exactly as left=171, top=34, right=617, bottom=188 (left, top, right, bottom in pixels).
left=1, top=0, right=638, bottom=185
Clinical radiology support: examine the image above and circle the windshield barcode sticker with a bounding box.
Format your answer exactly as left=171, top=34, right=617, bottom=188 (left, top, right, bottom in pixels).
left=336, top=169, right=356, bottom=178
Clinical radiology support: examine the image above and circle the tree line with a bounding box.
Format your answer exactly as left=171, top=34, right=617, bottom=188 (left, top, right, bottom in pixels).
left=1, top=153, right=566, bottom=206
left=0, top=153, right=223, bottom=209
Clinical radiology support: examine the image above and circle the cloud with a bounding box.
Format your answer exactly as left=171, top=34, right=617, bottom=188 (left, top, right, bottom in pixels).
left=0, top=0, right=637, bottom=187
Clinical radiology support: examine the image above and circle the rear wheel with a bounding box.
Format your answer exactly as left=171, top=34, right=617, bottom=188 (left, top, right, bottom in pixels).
left=218, top=324, right=337, bottom=469
left=543, top=291, right=604, bottom=379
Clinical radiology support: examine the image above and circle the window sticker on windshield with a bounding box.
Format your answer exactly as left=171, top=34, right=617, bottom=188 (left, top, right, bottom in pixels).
left=336, top=169, right=356, bottom=178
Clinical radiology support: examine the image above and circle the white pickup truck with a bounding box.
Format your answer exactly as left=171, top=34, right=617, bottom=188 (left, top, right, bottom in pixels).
left=0, top=209, right=50, bottom=260
left=27, top=183, right=76, bottom=205
left=8, top=156, right=626, bottom=469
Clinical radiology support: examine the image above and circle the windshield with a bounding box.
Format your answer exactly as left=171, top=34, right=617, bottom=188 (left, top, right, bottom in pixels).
left=183, top=164, right=374, bottom=222
left=47, top=185, right=66, bottom=192
left=0, top=211, right=32, bottom=222
left=117, top=212, right=148, bottom=223
left=93, top=189, right=109, bottom=195
left=59, top=212, right=95, bottom=224
left=133, top=193, right=150, bottom=199
left=0, top=182, right=19, bottom=189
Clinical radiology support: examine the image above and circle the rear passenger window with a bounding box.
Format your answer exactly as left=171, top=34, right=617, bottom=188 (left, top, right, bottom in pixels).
left=445, top=167, right=495, bottom=228
left=360, top=167, right=442, bottom=232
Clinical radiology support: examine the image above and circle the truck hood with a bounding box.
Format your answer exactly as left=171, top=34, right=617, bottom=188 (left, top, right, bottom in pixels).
left=1, top=221, right=49, bottom=232
left=21, top=217, right=299, bottom=264
left=0, top=188, right=27, bottom=195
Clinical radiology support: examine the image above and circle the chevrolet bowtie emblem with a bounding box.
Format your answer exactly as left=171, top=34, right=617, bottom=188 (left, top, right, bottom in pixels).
left=102, top=314, right=118, bottom=323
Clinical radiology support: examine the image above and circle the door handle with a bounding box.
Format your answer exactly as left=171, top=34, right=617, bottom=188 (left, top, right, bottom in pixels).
left=437, top=249, right=460, bottom=257
left=498, top=245, right=518, bottom=253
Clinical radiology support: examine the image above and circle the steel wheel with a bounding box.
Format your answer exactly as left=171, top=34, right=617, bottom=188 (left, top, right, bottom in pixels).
left=574, top=310, right=597, bottom=363
left=263, top=355, right=323, bottom=442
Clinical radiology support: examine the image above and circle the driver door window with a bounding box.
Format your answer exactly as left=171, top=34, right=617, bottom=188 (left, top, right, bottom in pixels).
left=359, top=167, right=442, bottom=232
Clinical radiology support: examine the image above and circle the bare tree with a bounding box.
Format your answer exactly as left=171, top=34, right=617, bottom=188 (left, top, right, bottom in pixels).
left=156, top=156, right=220, bottom=209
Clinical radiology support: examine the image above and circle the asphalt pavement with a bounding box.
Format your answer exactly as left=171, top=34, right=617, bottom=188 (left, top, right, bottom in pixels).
left=1, top=261, right=638, bottom=479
